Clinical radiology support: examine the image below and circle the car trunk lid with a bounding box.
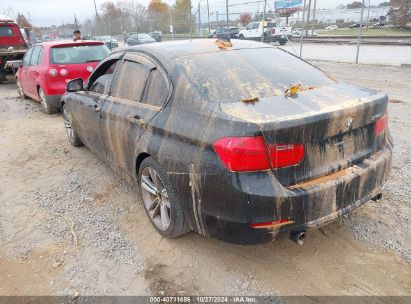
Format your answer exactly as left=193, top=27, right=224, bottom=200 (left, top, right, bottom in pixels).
left=220, top=83, right=388, bottom=186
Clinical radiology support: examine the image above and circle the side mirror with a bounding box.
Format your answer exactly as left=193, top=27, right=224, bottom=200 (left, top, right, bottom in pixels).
left=66, top=78, right=84, bottom=92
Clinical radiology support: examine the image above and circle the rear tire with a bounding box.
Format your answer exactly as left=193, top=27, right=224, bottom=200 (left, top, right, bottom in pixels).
left=39, top=87, right=58, bottom=115
left=62, top=104, right=83, bottom=147
left=138, top=157, right=191, bottom=238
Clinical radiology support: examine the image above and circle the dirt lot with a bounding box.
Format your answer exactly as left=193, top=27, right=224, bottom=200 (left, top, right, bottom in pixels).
left=0, top=61, right=410, bottom=298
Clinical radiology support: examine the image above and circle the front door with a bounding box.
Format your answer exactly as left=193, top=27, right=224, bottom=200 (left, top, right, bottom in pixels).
left=19, top=46, right=33, bottom=96
left=100, top=52, right=170, bottom=177
left=73, top=59, right=120, bottom=160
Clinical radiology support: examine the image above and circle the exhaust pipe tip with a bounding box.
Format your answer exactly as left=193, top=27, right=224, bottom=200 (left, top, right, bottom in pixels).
left=290, top=230, right=306, bottom=245
left=372, top=192, right=383, bottom=201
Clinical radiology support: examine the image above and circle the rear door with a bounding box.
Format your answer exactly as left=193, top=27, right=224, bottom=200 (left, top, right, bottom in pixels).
left=25, top=45, right=43, bottom=97
left=100, top=52, right=171, bottom=175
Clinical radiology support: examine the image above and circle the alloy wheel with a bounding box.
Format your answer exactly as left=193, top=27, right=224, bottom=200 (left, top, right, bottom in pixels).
left=141, top=166, right=171, bottom=231
left=63, top=108, right=74, bottom=142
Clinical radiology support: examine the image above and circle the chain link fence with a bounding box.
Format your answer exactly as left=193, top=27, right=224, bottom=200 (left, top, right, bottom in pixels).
left=192, top=0, right=411, bottom=66
left=39, top=0, right=411, bottom=66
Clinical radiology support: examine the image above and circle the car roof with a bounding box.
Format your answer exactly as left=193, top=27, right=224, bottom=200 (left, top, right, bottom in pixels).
left=125, top=39, right=272, bottom=62
left=37, top=40, right=105, bottom=47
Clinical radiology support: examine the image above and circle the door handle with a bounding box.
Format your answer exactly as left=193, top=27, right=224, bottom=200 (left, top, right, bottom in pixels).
left=127, top=115, right=144, bottom=124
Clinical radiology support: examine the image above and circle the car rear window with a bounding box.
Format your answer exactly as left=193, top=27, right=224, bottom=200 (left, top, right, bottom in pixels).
left=50, top=44, right=109, bottom=64
left=0, top=26, right=13, bottom=37
left=179, top=47, right=334, bottom=103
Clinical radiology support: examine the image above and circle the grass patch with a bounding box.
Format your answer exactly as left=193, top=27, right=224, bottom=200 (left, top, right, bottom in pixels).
left=317, top=27, right=411, bottom=37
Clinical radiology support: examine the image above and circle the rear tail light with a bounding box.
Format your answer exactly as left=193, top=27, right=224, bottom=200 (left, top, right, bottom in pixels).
left=212, top=136, right=271, bottom=171
left=60, top=68, right=68, bottom=76
left=212, top=136, right=304, bottom=172
left=268, top=144, right=305, bottom=169
left=374, top=111, right=388, bottom=136
left=271, top=28, right=276, bottom=34
left=49, top=69, right=58, bottom=77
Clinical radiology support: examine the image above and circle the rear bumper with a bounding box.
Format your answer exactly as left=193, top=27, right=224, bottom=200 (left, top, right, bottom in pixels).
left=192, top=143, right=392, bottom=244
left=45, top=94, right=63, bottom=109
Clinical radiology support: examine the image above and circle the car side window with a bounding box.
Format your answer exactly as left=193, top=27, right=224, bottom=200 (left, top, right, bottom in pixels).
left=111, top=60, right=151, bottom=103
left=87, top=59, right=119, bottom=93
left=252, top=23, right=260, bottom=29
left=22, top=47, right=34, bottom=67
left=89, top=74, right=113, bottom=95
left=140, top=68, right=168, bottom=107
left=30, top=46, right=43, bottom=66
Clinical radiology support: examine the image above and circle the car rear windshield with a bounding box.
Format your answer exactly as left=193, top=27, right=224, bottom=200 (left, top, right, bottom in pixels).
left=0, top=26, right=13, bottom=37
left=179, top=47, right=334, bottom=103
left=50, top=44, right=109, bottom=64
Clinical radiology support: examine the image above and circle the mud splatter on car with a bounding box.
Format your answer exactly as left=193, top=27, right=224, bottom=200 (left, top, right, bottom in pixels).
left=61, top=39, right=392, bottom=245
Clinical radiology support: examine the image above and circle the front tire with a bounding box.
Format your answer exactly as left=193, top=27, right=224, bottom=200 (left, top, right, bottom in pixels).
left=138, top=157, right=191, bottom=238
left=239, top=34, right=245, bottom=39
left=62, top=104, right=83, bottom=147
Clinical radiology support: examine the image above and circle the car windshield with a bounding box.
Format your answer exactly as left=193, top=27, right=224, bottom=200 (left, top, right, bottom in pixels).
left=179, top=47, right=334, bottom=103
left=0, top=26, right=13, bottom=37
left=50, top=44, right=109, bottom=64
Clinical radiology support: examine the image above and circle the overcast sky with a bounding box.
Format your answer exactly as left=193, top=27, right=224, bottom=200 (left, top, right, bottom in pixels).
left=1, top=0, right=386, bottom=27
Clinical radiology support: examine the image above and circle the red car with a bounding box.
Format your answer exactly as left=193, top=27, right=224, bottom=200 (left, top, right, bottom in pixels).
left=16, top=40, right=109, bottom=114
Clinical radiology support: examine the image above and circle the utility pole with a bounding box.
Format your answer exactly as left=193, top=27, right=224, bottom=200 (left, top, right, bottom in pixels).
left=311, top=0, right=317, bottom=37
left=367, top=0, right=371, bottom=24
left=93, top=0, right=99, bottom=20
left=225, top=0, right=229, bottom=29
left=356, top=0, right=366, bottom=64
left=216, top=11, right=219, bottom=24
left=189, top=0, right=193, bottom=40
left=93, top=0, right=101, bottom=36
left=206, top=0, right=210, bottom=33
left=74, top=14, right=78, bottom=29
left=261, top=0, right=267, bottom=42
left=299, top=0, right=307, bottom=58
left=198, top=2, right=202, bottom=36
left=306, top=0, right=311, bottom=36
left=170, top=6, right=174, bottom=40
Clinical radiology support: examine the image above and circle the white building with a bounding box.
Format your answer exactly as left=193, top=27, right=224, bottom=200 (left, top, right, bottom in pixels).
left=286, top=6, right=390, bottom=25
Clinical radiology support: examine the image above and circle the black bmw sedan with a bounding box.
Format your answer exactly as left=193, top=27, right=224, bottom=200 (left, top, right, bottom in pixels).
left=61, top=39, right=392, bottom=245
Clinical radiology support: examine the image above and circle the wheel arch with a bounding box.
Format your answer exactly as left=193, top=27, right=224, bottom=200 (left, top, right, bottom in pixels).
left=136, top=152, right=151, bottom=178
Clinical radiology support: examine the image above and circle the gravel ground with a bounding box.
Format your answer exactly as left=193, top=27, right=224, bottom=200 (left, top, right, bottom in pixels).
left=313, top=61, right=411, bottom=262
left=0, top=61, right=410, bottom=297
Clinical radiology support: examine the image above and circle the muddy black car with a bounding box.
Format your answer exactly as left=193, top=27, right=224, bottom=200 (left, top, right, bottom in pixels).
left=61, top=40, right=392, bottom=245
